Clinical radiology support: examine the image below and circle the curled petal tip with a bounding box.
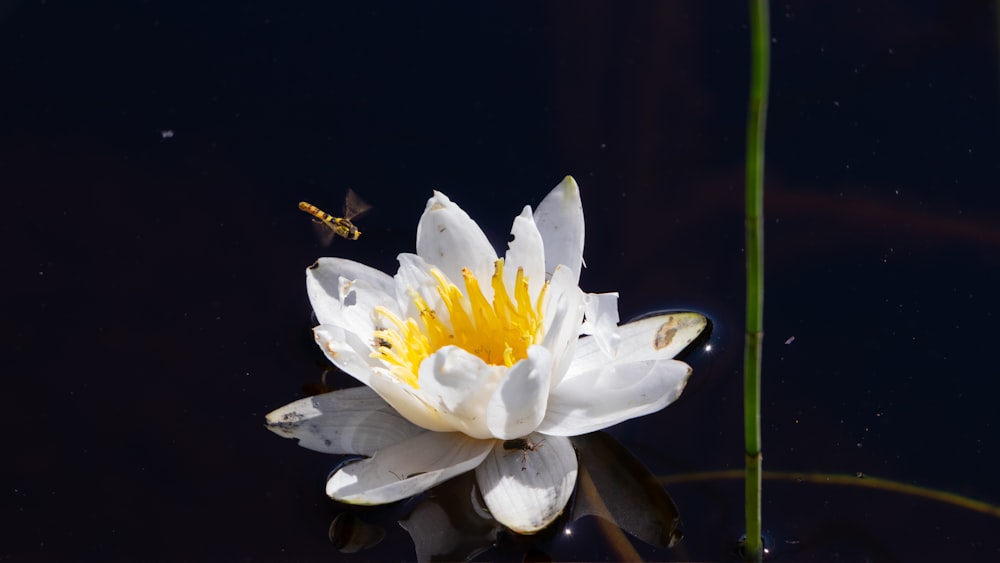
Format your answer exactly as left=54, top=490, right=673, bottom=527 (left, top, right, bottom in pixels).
left=559, top=175, right=579, bottom=194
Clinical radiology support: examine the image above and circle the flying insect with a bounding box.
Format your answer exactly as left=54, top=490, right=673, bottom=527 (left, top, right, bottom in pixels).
left=298, top=189, right=372, bottom=243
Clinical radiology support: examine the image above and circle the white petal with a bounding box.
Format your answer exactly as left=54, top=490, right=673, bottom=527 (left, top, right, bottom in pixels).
left=265, top=386, right=423, bottom=455
left=417, top=346, right=504, bottom=439
left=313, top=324, right=382, bottom=387
left=307, top=258, right=396, bottom=326
left=326, top=431, right=494, bottom=504
left=580, top=292, right=621, bottom=357
left=415, top=191, right=497, bottom=295
left=534, top=176, right=584, bottom=285
left=314, top=325, right=454, bottom=433
left=321, top=277, right=399, bottom=338
left=366, top=369, right=459, bottom=433
left=307, top=257, right=398, bottom=297
left=485, top=346, right=552, bottom=440
left=567, top=312, right=707, bottom=377
left=504, top=205, right=546, bottom=299
left=540, top=265, right=586, bottom=388
left=475, top=433, right=577, bottom=534
left=537, top=359, right=691, bottom=436
left=393, top=253, right=450, bottom=326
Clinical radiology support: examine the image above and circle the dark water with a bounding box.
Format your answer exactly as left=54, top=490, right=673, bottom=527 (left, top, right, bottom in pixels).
left=3, top=1, right=998, bottom=561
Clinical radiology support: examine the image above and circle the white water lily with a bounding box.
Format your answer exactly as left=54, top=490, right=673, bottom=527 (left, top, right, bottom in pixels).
left=266, top=176, right=707, bottom=534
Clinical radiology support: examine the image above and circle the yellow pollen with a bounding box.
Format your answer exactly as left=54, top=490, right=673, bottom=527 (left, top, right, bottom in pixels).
left=371, top=259, right=548, bottom=388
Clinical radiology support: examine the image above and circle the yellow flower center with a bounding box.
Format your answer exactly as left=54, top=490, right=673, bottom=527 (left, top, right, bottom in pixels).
left=372, top=259, right=548, bottom=388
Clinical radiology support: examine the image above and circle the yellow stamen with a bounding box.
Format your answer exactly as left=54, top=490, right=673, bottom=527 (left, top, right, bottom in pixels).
left=371, top=259, right=548, bottom=388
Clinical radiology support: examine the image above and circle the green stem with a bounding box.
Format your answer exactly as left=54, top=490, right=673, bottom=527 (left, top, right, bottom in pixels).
left=744, top=0, right=770, bottom=561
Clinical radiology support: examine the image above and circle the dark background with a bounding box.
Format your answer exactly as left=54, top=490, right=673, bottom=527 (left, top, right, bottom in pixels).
left=3, top=1, right=998, bottom=561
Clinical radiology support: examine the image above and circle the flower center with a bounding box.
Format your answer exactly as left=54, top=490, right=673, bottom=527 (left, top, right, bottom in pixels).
left=371, top=259, right=548, bottom=388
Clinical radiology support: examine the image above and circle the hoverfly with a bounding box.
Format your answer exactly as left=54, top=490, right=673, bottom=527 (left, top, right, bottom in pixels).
left=298, top=189, right=372, bottom=244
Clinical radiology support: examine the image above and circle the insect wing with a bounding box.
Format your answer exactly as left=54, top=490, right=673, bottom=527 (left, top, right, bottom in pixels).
left=342, top=188, right=372, bottom=221
left=312, top=219, right=342, bottom=246
left=300, top=202, right=338, bottom=246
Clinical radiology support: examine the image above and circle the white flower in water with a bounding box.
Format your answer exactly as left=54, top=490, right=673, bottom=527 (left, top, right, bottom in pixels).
left=267, top=176, right=707, bottom=534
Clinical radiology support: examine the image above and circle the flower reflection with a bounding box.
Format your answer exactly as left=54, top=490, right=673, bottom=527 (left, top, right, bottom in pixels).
left=327, top=512, right=385, bottom=553
left=396, top=431, right=684, bottom=562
